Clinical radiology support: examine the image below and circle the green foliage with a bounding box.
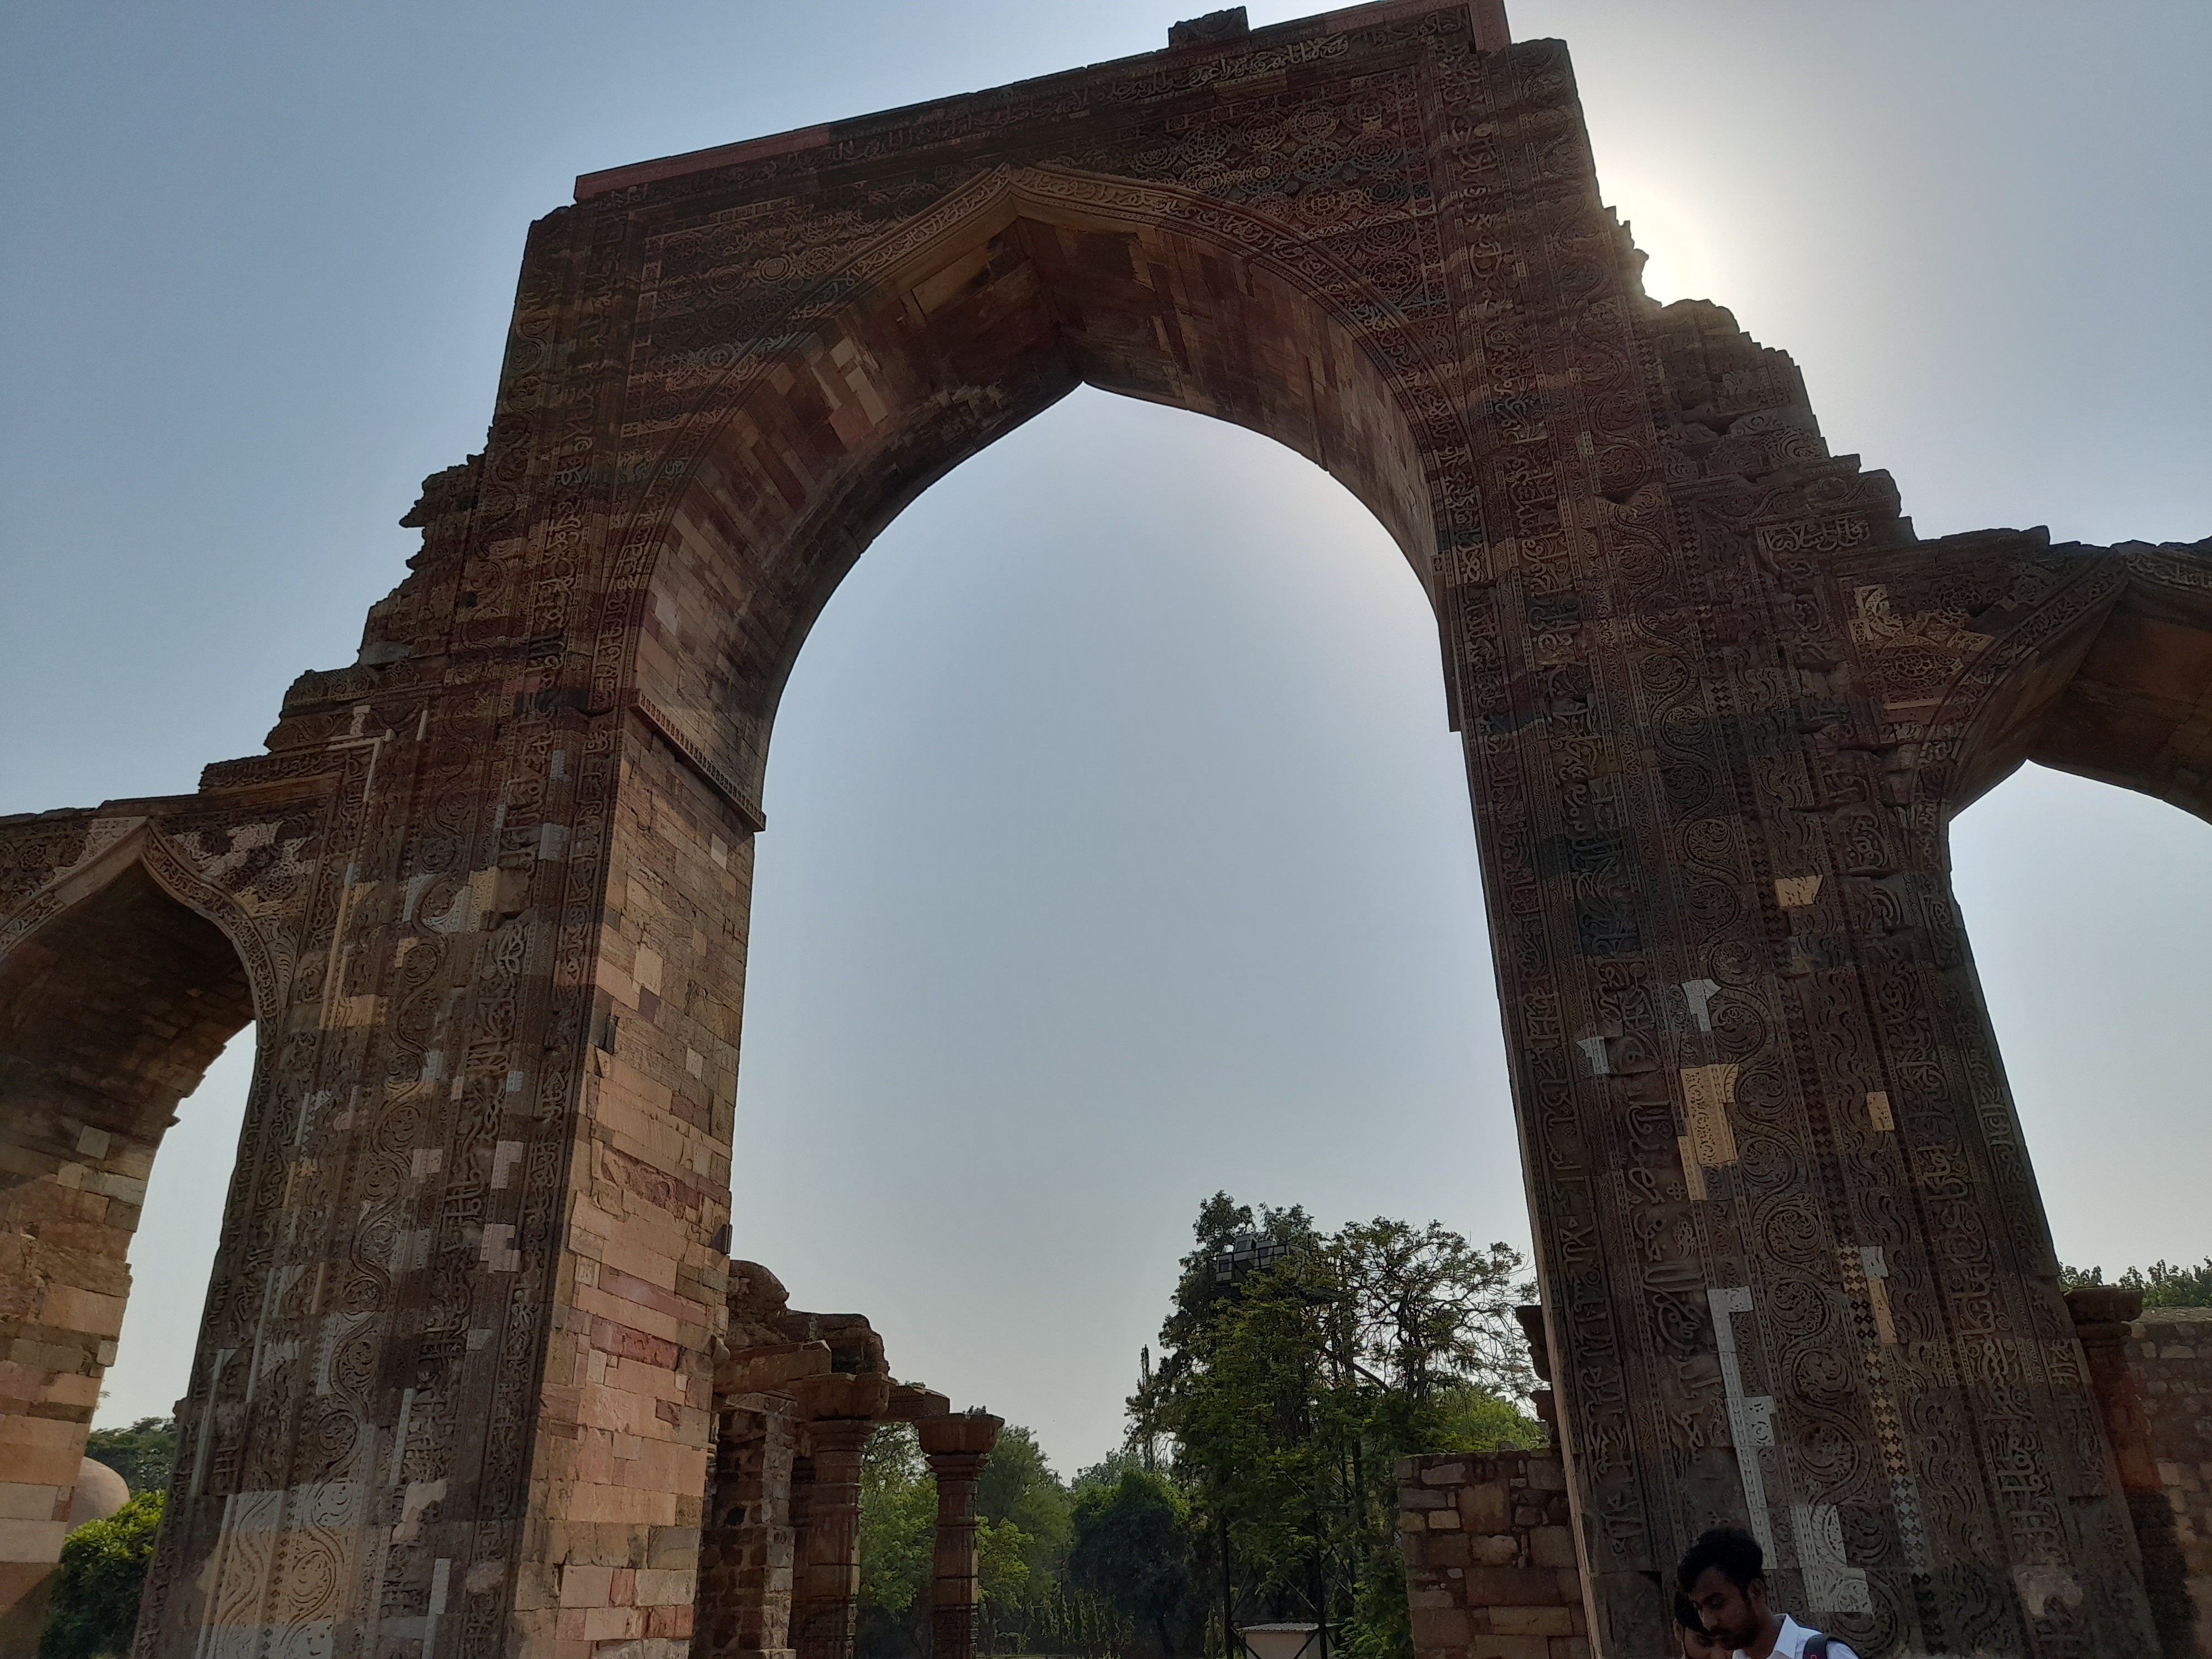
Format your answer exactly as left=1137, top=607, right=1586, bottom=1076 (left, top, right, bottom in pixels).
left=41, top=1490, right=163, bottom=1659
left=1130, top=1193, right=1536, bottom=1659
left=1071, top=1449, right=1147, bottom=1493
left=978, top=1425, right=1074, bottom=1595
left=2064, top=1259, right=2212, bottom=1307
left=855, top=1420, right=1081, bottom=1659
left=82, top=1418, right=174, bottom=1498
left=858, top=1424, right=936, bottom=1618
left=979, top=1516, right=1034, bottom=1607
left=1068, top=1470, right=1199, bottom=1658
left=1428, top=1385, right=1545, bottom=1455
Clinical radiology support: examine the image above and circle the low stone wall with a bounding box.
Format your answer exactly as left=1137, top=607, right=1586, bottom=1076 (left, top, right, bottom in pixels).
left=2115, top=1310, right=2203, bottom=1655
left=2132, top=1306, right=2212, bottom=1651
left=1397, top=1452, right=1587, bottom=1659
left=2068, top=1292, right=2212, bottom=1659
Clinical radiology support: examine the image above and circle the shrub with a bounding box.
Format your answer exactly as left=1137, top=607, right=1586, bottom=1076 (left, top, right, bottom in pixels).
left=42, top=1490, right=163, bottom=1659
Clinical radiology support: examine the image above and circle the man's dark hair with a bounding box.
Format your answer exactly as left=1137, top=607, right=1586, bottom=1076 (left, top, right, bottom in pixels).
left=1677, top=1527, right=1766, bottom=1593
left=1673, top=1592, right=1707, bottom=1634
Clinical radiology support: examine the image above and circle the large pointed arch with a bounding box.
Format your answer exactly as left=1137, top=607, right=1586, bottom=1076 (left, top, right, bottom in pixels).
left=601, top=164, right=1459, bottom=819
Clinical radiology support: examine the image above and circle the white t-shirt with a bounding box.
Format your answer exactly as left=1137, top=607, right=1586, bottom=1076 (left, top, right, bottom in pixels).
left=1739, top=1615, right=1859, bottom=1659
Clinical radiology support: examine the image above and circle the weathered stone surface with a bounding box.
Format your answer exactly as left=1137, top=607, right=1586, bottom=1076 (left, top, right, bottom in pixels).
left=916, top=1411, right=1001, bottom=1659
left=2070, top=1291, right=2212, bottom=1659
left=1400, top=1453, right=1586, bottom=1659
left=0, top=1, right=2205, bottom=1654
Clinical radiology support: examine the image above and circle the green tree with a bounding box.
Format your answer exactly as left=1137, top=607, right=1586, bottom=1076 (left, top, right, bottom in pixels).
left=82, top=1418, right=174, bottom=1498
left=978, top=1425, right=1074, bottom=1601
left=1428, top=1385, right=1543, bottom=1455
left=2064, top=1259, right=2212, bottom=1307
left=1131, top=1194, right=1537, bottom=1659
left=857, top=1423, right=936, bottom=1659
left=857, top=1420, right=1074, bottom=1659
left=41, top=1490, right=163, bottom=1659
left=1068, top=1469, right=1199, bottom=1659
left=1071, top=1449, right=1147, bottom=1493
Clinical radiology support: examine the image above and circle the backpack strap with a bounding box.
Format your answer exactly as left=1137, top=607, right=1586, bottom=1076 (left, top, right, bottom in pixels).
left=1802, top=1635, right=1832, bottom=1659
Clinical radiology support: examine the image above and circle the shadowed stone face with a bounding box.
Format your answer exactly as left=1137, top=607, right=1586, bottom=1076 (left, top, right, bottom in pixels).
left=0, top=2, right=2205, bottom=1655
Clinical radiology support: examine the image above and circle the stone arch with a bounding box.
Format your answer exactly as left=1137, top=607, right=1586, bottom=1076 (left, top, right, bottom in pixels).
left=2017, top=554, right=2212, bottom=824
left=22, top=11, right=2191, bottom=1651
left=1918, top=546, right=2212, bottom=831
left=0, top=830, right=266, bottom=1648
left=608, top=165, right=1460, bottom=815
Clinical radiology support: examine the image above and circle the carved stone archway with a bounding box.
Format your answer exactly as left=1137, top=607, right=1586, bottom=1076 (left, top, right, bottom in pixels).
left=1, top=3, right=2206, bottom=1656
left=0, top=817, right=313, bottom=1649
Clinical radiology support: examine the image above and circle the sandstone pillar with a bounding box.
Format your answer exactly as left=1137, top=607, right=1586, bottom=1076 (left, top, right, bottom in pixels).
left=791, top=1378, right=886, bottom=1659
left=791, top=1422, right=870, bottom=1659
left=917, top=1412, right=1003, bottom=1659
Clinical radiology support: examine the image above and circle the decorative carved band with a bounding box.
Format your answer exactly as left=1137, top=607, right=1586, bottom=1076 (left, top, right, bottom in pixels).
left=635, top=695, right=768, bottom=832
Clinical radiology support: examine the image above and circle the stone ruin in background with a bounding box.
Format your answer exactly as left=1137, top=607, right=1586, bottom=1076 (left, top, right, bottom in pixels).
left=695, top=1261, right=999, bottom=1659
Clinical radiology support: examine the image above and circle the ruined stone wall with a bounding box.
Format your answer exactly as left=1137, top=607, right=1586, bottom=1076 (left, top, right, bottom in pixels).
left=2133, top=1308, right=2212, bottom=1654
left=1399, top=1452, right=1587, bottom=1659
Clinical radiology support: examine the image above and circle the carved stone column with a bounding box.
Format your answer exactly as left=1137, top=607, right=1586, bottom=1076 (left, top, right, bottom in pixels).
left=917, top=1412, right=1004, bottom=1659
left=791, top=1376, right=888, bottom=1659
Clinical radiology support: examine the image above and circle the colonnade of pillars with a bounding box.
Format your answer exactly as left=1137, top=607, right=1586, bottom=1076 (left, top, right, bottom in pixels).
left=696, top=1392, right=1002, bottom=1659
left=695, top=1266, right=1001, bottom=1659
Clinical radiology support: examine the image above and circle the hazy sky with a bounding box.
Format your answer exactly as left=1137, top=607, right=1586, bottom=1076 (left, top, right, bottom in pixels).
left=3, top=1, right=2206, bottom=1473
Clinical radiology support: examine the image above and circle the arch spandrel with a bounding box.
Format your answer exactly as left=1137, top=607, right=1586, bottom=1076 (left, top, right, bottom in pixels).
left=2024, top=548, right=2212, bottom=823
left=1843, top=532, right=2212, bottom=835
left=622, top=173, right=1448, bottom=812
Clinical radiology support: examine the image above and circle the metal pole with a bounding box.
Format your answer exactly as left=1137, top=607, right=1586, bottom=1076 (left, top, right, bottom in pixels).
left=1219, top=1505, right=1235, bottom=1659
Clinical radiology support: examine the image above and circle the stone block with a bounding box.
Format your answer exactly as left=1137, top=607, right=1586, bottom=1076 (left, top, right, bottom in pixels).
left=0, top=1487, right=62, bottom=1524
left=1462, top=1567, right=1572, bottom=1604
left=1522, top=1459, right=1566, bottom=1490
left=1469, top=1533, right=1520, bottom=1567
left=1467, top=1636, right=1551, bottom=1659
left=1490, top=1607, right=1576, bottom=1637
left=1425, top=1531, right=1470, bottom=1567
left=1529, top=1527, right=1577, bottom=1569
left=1411, top=1608, right=1471, bottom=1647
left=1459, top=1482, right=1510, bottom=1532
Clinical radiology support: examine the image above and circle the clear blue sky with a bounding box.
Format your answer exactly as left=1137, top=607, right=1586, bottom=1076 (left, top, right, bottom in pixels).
left=3, top=1, right=2206, bottom=1472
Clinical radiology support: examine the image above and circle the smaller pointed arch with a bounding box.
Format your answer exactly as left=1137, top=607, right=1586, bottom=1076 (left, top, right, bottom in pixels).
left=0, top=827, right=263, bottom=1644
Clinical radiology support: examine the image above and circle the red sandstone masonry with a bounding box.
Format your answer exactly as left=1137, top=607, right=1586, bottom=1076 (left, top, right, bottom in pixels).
left=1399, top=1453, right=1588, bottom=1659
left=3, top=0, right=2208, bottom=1651
left=2072, top=1291, right=2212, bottom=1659
left=2135, top=1308, right=2212, bottom=1650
